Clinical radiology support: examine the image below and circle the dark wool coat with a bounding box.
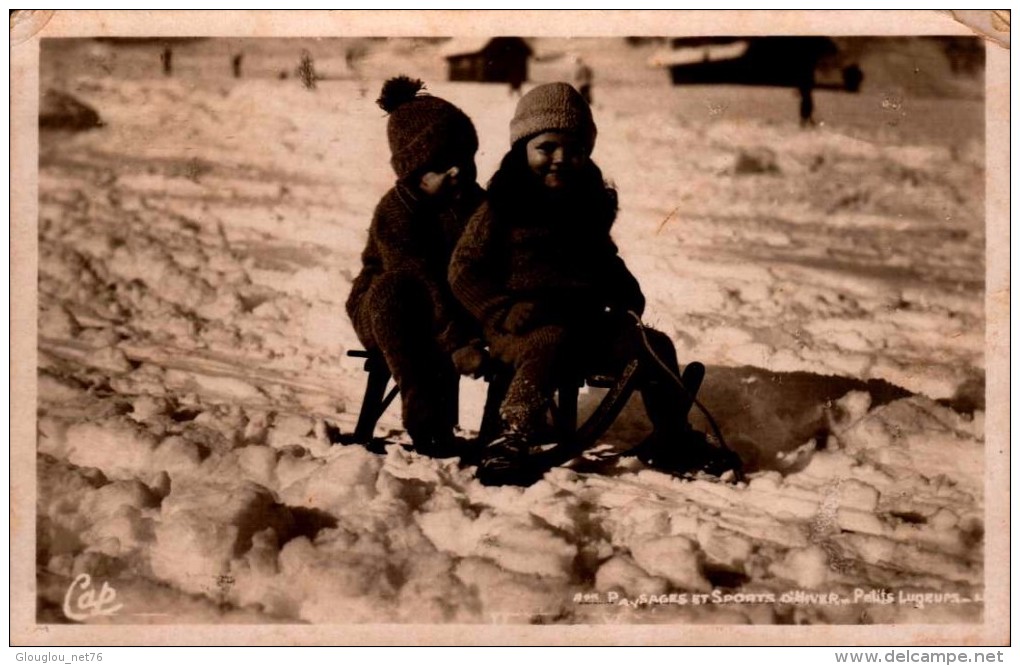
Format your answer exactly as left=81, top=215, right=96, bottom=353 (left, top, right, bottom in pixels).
left=448, top=195, right=646, bottom=336
left=346, top=182, right=484, bottom=354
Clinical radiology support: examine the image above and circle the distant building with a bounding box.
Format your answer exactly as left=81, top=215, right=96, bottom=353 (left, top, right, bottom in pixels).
left=39, top=89, right=102, bottom=131
left=442, top=37, right=532, bottom=84
left=651, top=37, right=856, bottom=91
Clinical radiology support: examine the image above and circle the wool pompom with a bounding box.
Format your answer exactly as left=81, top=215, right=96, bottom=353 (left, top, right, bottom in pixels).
left=377, top=76, right=425, bottom=113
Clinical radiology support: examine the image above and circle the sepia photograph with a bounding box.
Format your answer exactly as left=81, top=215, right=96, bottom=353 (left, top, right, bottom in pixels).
left=10, top=9, right=1009, bottom=646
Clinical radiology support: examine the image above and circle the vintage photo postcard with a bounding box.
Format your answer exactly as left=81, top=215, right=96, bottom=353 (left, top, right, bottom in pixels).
left=10, top=10, right=1009, bottom=646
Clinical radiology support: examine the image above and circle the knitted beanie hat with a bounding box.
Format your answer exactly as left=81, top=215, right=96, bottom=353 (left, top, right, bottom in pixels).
left=377, top=76, right=479, bottom=180
left=509, top=82, right=596, bottom=154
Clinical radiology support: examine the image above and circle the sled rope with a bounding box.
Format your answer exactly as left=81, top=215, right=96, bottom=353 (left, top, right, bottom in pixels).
left=627, top=311, right=734, bottom=458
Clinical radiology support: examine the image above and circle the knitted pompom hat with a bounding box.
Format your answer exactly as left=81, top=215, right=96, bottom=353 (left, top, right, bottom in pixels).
left=509, top=82, right=596, bottom=154
left=377, top=76, right=479, bottom=180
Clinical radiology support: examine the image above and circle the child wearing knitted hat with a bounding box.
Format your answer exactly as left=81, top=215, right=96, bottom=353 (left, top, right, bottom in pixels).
left=346, top=77, right=488, bottom=457
left=450, top=83, right=739, bottom=485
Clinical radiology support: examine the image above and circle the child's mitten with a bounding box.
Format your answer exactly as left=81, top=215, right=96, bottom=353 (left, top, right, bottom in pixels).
left=503, top=301, right=539, bottom=334
left=452, top=343, right=488, bottom=377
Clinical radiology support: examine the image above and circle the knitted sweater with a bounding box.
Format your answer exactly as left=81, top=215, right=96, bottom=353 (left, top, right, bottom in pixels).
left=346, top=182, right=484, bottom=353
left=449, top=195, right=645, bottom=333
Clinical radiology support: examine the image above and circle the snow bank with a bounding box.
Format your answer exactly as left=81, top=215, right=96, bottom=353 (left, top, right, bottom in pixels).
left=152, top=480, right=294, bottom=596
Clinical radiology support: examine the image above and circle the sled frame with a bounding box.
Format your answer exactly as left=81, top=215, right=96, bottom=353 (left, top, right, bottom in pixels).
left=337, top=349, right=642, bottom=450
left=473, top=358, right=644, bottom=454
left=333, top=350, right=403, bottom=445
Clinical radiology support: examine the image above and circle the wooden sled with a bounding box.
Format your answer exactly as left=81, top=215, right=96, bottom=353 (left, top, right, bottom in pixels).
left=334, top=348, right=705, bottom=470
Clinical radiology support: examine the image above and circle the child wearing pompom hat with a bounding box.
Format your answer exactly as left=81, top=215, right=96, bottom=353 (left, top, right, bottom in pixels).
left=450, top=83, right=739, bottom=485
left=346, top=76, right=488, bottom=457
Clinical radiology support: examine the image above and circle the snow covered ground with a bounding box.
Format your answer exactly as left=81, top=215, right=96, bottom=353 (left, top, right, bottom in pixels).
left=34, top=38, right=986, bottom=626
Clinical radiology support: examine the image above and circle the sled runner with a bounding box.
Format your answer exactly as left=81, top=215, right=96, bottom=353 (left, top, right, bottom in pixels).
left=333, top=348, right=646, bottom=455
left=474, top=359, right=713, bottom=486
left=334, top=346, right=740, bottom=487
left=331, top=349, right=405, bottom=447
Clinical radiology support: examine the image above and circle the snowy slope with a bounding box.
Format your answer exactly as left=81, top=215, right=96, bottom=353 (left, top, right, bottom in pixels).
left=36, top=38, right=985, bottom=625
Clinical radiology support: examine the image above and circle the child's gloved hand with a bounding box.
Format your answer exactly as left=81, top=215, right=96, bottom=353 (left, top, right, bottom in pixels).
left=503, top=301, right=538, bottom=334
left=452, top=344, right=488, bottom=378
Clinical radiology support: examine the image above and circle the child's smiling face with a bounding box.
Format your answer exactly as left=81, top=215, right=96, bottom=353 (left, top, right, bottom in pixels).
left=525, top=131, right=585, bottom=190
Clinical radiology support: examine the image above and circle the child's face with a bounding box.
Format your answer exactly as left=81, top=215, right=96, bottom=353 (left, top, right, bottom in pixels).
left=525, top=131, right=585, bottom=190
left=417, top=159, right=476, bottom=201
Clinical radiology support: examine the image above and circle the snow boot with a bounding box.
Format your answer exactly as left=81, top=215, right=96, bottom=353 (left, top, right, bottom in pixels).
left=476, top=430, right=560, bottom=486
left=634, top=427, right=743, bottom=480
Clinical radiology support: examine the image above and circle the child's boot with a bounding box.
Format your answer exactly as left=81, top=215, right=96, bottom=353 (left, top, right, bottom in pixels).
left=477, top=383, right=555, bottom=486
left=634, top=427, right=742, bottom=479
